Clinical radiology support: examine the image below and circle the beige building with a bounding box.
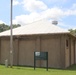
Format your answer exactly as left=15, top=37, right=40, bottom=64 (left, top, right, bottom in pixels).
left=0, top=20, right=76, bottom=69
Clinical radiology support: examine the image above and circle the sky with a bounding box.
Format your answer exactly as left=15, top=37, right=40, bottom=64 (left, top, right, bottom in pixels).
left=0, top=0, right=76, bottom=29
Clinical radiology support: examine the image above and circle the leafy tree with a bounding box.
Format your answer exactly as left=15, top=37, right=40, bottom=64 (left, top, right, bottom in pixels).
left=12, top=24, right=21, bottom=29
left=68, top=29, right=76, bottom=36
left=0, top=23, right=21, bottom=32
left=0, top=23, right=9, bottom=32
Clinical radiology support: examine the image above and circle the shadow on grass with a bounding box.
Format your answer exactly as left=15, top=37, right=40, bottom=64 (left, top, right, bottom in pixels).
left=9, top=66, right=50, bottom=72
left=12, top=66, right=34, bottom=71
left=12, top=65, right=76, bottom=71
left=1, top=64, right=76, bottom=71
left=65, top=64, right=76, bottom=71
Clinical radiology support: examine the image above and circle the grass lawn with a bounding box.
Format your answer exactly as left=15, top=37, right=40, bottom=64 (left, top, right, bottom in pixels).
left=0, top=65, right=76, bottom=75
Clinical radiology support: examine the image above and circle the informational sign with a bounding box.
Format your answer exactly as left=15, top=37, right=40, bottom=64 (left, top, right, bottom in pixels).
left=35, top=52, right=48, bottom=60
left=34, top=52, right=48, bottom=71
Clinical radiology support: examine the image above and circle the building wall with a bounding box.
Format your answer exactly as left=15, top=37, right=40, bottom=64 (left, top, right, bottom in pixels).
left=18, top=39, right=35, bottom=66
left=65, top=36, right=70, bottom=68
left=0, top=38, right=10, bottom=64
left=75, top=40, right=76, bottom=64
left=65, top=35, right=75, bottom=68
left=13, top=36, right=36, bottom=66
left=70, top=38, right=75, bottom=65
left=40, top=35, right=61, bottom=68
left=0, top=34, right=75, bottom=68
left=13, top=39, right=19, bottom=65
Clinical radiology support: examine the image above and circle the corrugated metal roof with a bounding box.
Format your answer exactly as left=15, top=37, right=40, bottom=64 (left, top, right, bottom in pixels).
left=0, top=20, right=69, bottom=36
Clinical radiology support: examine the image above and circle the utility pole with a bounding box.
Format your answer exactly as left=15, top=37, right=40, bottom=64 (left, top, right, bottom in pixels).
left=10, top=0, right=13, bottom=68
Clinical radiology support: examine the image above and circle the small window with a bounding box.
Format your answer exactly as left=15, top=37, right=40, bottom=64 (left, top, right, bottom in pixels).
left=66, top=40, right=68, bottom=47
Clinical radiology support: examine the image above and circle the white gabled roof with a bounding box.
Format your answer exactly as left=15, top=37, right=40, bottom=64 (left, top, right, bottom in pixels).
left=0, top=20, right=69, bottom=36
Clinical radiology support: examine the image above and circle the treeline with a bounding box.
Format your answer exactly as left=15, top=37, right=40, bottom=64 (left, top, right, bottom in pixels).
left=68, top=29, right=76, bottom=36
left=0, top=23, right=21, bottom=32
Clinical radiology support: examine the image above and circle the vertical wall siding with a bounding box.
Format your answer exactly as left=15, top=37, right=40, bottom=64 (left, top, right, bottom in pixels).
left=18, top=39, right=35, bottom=66
left=65, top=37, right=70, bottom=68
left=60, top=35, right=65, bottom=68
left=75, top=40, right=76, bottom=64
left=71, top=39, right=75, bottom=65
left=65, top=36, right=75, bottom=68
left=0, top=38, right=1, bottom=64
left=0, top=34, right=75, bottom=69
left=13, top=39, right=19, bottom=65
left=35, top=37, right=41, bottom=67
left=41, top=36, right=61, bottom=68
left=0, top=39, right=10, bottom=64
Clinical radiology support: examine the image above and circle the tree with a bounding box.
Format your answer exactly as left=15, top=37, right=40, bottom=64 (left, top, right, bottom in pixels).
left=0, top=23, right=21, bottom=32
left=0, top=23, right=10, bottom=32
left=12, top=24, right=21, bottom=29
left=68, top=29, right=76, bottom=36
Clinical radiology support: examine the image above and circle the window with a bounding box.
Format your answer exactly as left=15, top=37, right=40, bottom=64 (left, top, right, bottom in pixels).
left=66, top=40, right=68, bottom=48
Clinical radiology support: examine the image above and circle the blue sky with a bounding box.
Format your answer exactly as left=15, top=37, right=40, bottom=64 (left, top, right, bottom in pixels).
left=0, top=0, right=76, bottom=29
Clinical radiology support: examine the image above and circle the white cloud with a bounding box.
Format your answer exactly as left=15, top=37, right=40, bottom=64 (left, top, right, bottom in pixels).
left=13, top=12, right=40, bottom=25
left=13, top=3, right=76, bottom=25
left=13, top=7, right=65, bottom=25
left=71, top=3, right=76, bottom=9
left=13, top=7, right=63, bottom=25
left=42, top=7, right=64, bottom=19
left=22, top=0, right=47, bottom=12
left=13, top=0, right=20, bottom=6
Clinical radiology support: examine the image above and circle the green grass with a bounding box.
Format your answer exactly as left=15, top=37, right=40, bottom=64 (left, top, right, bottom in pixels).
left=0, top=65, right=76, bottom=75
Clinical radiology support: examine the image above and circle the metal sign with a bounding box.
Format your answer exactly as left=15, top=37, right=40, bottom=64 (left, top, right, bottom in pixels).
left=34, top=52, right=48, bottom=71
left=35, top=52, right=48, bottom=60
